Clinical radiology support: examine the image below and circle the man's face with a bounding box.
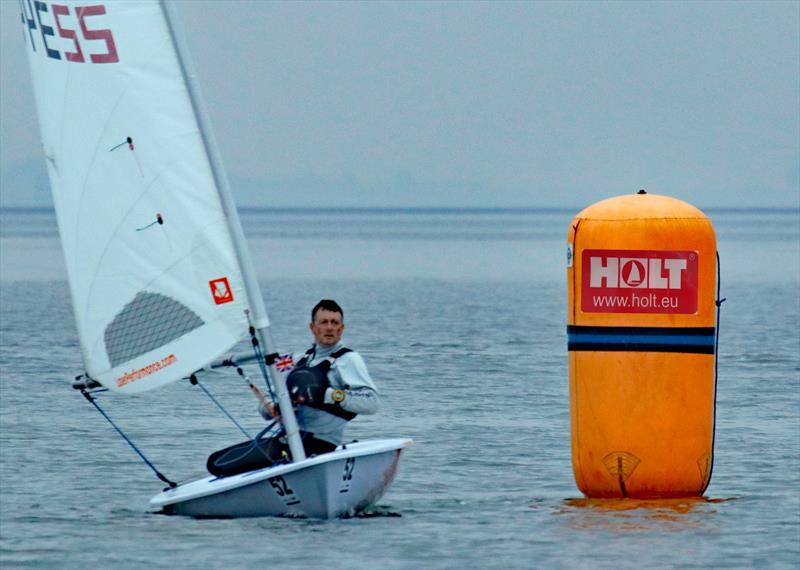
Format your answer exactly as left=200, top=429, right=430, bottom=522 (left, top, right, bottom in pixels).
left=310, top=309, right=345, bottom=348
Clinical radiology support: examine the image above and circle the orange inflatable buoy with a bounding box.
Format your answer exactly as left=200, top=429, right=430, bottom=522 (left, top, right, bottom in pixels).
left=567, top=191, right=718, bottom=498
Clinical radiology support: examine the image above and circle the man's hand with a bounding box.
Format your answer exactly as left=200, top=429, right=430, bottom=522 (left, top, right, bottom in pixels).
left=258, top=401, right=280, bottom=420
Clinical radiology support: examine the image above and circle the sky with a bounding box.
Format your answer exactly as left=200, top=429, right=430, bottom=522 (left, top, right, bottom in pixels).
left=1, top=0, right=798, bottom=210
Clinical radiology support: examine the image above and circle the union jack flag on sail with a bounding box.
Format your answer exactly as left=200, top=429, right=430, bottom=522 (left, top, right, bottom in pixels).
left=275, top=354, right=294, bottom=372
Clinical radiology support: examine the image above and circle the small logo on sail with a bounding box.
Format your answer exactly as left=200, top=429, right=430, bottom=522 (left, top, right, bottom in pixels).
left=209, top=277, right=234, bottom=305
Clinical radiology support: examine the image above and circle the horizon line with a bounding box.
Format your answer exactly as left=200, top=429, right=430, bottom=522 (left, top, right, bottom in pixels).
left=0, top=205, right=797, bottom=215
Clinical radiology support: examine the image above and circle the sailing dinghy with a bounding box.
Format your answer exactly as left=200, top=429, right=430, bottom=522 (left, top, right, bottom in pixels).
left=20, top=0, right=410, bottom=518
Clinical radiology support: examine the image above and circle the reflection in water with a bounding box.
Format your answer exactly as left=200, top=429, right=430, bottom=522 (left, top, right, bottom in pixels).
left=549, top=497, right=738, bottom=533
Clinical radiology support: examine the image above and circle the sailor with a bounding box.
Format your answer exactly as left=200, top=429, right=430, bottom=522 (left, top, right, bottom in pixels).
left=206, top=299, right=380, bottom=476
left=261, top=299, right=381, bottom=457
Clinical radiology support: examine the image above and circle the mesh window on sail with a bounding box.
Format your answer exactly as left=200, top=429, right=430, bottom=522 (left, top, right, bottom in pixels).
left=104, top=291, right=204, bottom=367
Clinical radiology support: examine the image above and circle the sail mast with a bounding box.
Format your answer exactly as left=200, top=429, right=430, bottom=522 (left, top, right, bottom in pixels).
left=159, top=0, right=306, bottom=461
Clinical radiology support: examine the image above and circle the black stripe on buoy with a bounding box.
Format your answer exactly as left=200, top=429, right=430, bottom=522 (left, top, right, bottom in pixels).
left=567, top=325, right=716, bottom=354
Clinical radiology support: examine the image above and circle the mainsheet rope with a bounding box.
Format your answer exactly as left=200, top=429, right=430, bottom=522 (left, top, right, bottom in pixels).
left=189, top=359, right=283, bottom=468
left=77, top=358, right=283, bottom=489
left=190, top=373, right=252, bottom=439
left=79, top=386, right=177, bottom=489
left=190, top=364, right=286, bottom=471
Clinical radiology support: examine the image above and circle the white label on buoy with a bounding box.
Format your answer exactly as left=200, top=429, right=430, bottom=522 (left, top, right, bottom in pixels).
left=567, top=243, right=574, bottom=268
left=581, top=249, right=698, bottom=314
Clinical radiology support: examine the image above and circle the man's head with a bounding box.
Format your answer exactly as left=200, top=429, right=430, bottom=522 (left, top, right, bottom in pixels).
left=310, top=299, right=345, bottom=348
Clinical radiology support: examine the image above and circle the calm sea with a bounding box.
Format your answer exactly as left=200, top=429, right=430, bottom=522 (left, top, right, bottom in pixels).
left=1, top=207, right=798, bottom=569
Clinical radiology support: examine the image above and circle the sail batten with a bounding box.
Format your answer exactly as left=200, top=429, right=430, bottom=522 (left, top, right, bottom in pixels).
left=21, top=0, right=252, bottom=393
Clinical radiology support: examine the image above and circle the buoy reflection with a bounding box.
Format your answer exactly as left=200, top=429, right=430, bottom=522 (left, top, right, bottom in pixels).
left=551, top=496, right=737, bottom=532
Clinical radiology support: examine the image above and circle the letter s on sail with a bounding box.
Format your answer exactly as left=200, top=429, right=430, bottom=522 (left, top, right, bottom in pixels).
left=20, top=1, right=119, bottom=64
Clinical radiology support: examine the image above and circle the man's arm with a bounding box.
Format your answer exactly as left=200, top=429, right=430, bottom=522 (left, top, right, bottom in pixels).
left=326, top=352, right=381, bottom=415
left=328, top=386, right=381, bottom=415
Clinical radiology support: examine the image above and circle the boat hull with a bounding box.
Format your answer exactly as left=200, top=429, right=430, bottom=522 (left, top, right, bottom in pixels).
left=149, top=438, right=411, bottom=518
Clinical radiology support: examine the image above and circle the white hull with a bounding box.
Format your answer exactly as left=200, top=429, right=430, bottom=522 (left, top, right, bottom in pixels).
left=149, top=438, right=412, bottom=518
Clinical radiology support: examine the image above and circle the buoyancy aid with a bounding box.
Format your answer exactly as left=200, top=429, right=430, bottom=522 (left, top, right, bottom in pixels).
left=287, top=347, right=357, bottom=421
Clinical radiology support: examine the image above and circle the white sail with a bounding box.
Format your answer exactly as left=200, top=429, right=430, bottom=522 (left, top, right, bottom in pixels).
left=20, top=0, right=252, bottom=393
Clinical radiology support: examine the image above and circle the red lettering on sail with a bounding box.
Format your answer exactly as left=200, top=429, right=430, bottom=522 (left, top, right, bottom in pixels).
left=116, top=354, right=177, bottom=388
left=76, top=5, right=118, bottom=63
left=52, top=4, right=85, bottom=62
left=20, top=2, right=118, bottom=64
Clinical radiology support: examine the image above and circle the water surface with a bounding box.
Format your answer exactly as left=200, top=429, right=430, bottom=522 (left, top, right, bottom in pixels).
left=1, top=208, right=798, bottom=569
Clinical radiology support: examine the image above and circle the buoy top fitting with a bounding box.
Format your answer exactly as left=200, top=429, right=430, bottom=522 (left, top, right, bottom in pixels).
left=574, top=192, right=708, bottom=222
